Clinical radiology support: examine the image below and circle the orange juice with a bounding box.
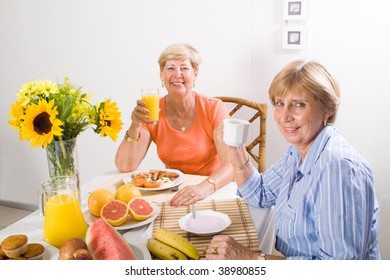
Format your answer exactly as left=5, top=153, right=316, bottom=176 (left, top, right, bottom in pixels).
left=42, top=194, right=87, bottom=248
left=141, top=89, right=159, bottom=124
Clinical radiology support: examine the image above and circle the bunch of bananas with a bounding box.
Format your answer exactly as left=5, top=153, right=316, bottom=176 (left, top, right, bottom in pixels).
left=147, top=228, right=200, bottom=260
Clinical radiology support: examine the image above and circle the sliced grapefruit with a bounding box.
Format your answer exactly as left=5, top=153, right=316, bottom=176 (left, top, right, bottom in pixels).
left=128, top=198, right=154, bottom=221
left=88, top=189, right=115, bottom=217
left=100, top=200, right=129, bottom=226
left=115, top=184, right=142, bottom=204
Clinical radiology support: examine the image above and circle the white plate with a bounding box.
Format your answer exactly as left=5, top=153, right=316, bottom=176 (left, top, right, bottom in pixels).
left=0, top=225, right=59, bottom=260
left=43, top=242, right=60, bottom=259
left=49, top=243, right=149, bottom=260
left=129, top=242, right=151, bottom=260
left=84, top=203, right=160, bottom=231
left=178, top=210, right=232, bottom=236
left=123, top=168, right=185, bottom=191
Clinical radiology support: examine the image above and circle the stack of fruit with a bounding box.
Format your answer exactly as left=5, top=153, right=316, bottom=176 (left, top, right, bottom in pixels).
left=87, top=184, right=154, bottom=226
left=147, top=228, right=200, bottom=260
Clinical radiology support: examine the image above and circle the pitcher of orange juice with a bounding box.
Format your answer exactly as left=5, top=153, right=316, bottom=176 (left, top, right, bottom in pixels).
left=39, top=176, right=88, bottom=248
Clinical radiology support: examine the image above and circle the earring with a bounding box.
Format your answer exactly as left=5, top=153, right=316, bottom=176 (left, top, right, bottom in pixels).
left=193, top=82, right=196, bottom=88
left=161, top=81, right=164, bottom=88
left=323, top=119, right=328, bottom=126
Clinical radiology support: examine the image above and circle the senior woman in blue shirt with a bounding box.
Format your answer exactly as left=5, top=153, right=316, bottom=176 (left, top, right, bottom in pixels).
left=205, top=60, right=380, bottom=260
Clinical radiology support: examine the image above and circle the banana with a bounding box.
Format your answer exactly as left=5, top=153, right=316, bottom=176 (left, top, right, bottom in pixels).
left=147, top=238, right=187, bottom=260
left=153, top=228, right=200, bottom=260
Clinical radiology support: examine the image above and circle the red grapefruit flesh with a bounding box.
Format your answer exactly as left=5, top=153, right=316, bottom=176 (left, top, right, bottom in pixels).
left=100, top=200, right=128, bottom=226
left=128, top=198, right=154, bottom=221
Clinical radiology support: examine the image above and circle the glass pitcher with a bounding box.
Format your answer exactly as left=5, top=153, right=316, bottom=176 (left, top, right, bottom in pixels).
left=39, top=176, right=88, bottom=248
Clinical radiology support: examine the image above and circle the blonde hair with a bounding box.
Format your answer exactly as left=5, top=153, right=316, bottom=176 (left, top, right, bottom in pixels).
left=158, top=44, right=202, bottom=72
left=269, top=60, right=340, bottom=124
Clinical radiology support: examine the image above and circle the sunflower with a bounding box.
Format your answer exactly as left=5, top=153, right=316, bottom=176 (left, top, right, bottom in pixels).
left=20, top=99, right=63, bottom=148
left=8, top=101, right=24, bottom=130
left=95, top=99, right=123, bottom=141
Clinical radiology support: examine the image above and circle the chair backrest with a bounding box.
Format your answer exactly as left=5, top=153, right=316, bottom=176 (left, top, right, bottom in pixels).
left=215, top=96, right=267, bottom=173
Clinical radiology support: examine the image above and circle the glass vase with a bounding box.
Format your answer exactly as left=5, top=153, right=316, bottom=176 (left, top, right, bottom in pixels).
left=46, top=138, right=80, bottom=200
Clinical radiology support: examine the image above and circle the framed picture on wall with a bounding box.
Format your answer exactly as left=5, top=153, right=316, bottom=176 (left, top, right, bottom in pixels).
left=283, top=27, right=306, bottom=49
left=284, top=0, right=307, bottom=20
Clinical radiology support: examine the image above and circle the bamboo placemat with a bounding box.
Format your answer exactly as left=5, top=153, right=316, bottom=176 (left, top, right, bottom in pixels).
left=153, top=198, right=260, bottom=259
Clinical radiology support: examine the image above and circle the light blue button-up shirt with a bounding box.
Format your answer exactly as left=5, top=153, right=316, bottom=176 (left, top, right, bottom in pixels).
left=238, top=126, right=380, bottom=259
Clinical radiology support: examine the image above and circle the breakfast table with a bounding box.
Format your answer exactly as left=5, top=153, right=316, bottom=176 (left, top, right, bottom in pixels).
left=0, top=170, right=276, bottom=260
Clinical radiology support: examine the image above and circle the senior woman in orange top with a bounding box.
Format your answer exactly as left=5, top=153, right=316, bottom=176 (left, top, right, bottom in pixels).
left=115, top=44, right=233, bottom=206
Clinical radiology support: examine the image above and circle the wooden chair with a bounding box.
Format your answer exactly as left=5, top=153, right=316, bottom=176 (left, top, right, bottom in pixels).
left=215, top=96, right=267, bottom=173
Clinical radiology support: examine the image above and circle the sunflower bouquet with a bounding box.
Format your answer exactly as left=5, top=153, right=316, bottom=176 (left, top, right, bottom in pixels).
left=8, top=77, right=123, bottom=182
left=8, top=76, right=123, bottom=146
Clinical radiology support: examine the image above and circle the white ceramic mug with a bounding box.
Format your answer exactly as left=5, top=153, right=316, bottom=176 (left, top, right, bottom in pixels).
left=223, top=118, right=250, bottom=146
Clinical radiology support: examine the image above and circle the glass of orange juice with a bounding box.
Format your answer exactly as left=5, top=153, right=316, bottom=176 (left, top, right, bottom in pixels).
left=141, top=88, right=159, bottom=124
left=39, top=176, right=87, bottom=248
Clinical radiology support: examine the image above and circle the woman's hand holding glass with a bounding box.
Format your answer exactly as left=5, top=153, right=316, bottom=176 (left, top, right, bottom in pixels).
left=131, top=88, right=160, bottom=126
left=131, top=99, right=151, bottom=126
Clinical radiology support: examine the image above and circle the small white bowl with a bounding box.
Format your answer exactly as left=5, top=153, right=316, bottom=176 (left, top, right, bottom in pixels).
left=178, top=210, right=231, bottom=236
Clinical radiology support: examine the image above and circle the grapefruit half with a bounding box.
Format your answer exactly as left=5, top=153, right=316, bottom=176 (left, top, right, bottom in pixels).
left=100, top=200, right=129, bottom=226
left=128, top=198, right=154, bottom=221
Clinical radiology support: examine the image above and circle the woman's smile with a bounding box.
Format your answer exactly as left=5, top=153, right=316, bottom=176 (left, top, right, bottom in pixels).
left=171, top=81, right=185, bottom=86
left=283, top=126, right=299, bottom=133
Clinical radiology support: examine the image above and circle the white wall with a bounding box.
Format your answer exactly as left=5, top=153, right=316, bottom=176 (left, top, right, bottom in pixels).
left=0, top=0, right=389, bottom=259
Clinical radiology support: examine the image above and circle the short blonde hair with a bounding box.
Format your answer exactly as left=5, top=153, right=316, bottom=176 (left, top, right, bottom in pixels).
left=268, top=60, right=340, bottom=124
left=158, top=44, right=202, bottom=72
